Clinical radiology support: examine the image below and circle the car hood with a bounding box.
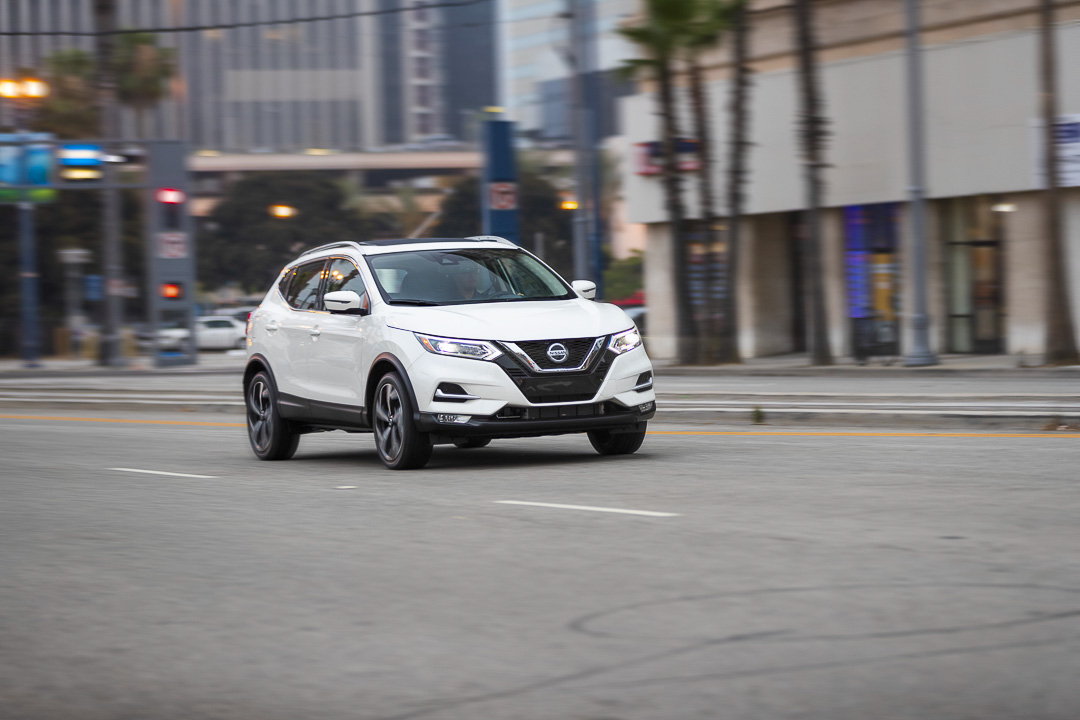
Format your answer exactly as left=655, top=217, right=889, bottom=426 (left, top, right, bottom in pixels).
left=384, top=299, right=634, bottom=341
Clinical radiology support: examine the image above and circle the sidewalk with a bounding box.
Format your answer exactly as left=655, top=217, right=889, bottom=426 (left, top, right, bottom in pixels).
left=655, top=353, right=1080, bottom=377
left=0, top=351, right=1075, bottom=430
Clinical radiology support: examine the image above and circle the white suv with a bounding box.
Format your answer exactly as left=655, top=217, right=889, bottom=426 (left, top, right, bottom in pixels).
left=243, top=237, right=656, bottom=469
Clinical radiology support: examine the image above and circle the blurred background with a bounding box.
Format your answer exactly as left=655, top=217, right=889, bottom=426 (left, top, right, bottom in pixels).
left=0, top=0, right=1078, bottom=369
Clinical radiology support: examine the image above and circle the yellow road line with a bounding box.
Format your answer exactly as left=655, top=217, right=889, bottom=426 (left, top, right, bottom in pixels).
left=1, top=415, right=1078, bottom=439
left=648, top=430, right=1080, bottom=439
left=0, top=414, right=245, bottom=428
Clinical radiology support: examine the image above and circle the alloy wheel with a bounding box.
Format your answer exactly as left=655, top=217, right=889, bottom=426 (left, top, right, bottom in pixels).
left=247, top=378, right=273, bottom=452
left=374, top=381, right=404, bottom=462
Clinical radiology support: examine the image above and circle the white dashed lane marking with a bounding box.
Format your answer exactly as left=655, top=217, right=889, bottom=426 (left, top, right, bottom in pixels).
left=494, top=501, right=680, bottom=517
left=109, top=467, right=218, bottom=479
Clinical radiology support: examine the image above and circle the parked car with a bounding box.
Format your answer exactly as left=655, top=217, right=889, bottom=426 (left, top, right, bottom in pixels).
left=244, top=236, right=656, bottom=469
left=213, top=306, right=258, bottom=324
left=157, top=316, right=247, bottom=351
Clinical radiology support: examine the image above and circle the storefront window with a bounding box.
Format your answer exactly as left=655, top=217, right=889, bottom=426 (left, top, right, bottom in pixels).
left=943, top=197, right=1006, bottom=353
left=843, top=203, right=901, bottom=360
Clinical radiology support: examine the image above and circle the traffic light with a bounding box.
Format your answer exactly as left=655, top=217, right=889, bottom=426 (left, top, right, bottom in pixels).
left=155, top=187, right=186, bottom=230
left=160, top=282, right=184, bottom=300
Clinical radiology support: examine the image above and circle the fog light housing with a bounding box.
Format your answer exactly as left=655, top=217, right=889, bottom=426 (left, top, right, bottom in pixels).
left=436, top=414, right=471, bottom=424
left=638, top=401, right=655, bottom=413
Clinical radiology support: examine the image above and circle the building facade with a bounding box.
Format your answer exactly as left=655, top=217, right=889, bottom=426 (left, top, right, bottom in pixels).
left=1, top=0, right=495, bottom=151
left=621, top=0, right=1080, bottom=363
left=499, top=0, right=636, bottom=136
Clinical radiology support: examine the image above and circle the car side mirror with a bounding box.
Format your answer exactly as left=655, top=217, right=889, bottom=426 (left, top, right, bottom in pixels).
left=572, top=280, right=597, bottom=300
left=324, top=290, right=369, bottom=316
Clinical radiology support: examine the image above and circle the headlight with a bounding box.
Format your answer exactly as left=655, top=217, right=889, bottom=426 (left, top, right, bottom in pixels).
left=415, top=333, right=503, bottom=361
left=609, top=328, right=642, bottom=355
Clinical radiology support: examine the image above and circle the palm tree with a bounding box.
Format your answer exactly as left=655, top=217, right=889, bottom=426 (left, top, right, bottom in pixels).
left=1039, top=0, right=1079, bottom=364
left=114, top=32, right=175, bottom=139
left=683, top=0, right=738, bottom=363
left=719, top=0, right=752, bottom=364
left=620, top=0, right=699, bottom=364
left=31, top=50, right=100, bottom=138
left=792, top=0, right=832, bottom=365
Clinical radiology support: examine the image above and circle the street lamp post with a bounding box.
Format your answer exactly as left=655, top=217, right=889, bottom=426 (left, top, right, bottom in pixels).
left=1, top=77, right=50, bottom=368
left=903, top=0, right=938, bottom=366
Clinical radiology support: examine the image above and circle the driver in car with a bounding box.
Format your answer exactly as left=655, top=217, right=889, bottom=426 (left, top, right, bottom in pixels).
left=450, top=264, right=487, bottom=300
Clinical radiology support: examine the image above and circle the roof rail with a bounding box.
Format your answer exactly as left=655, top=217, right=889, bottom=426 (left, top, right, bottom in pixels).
left=465, top=235, right=515, bottom=245
left=298, top=241, right=366, bottom=258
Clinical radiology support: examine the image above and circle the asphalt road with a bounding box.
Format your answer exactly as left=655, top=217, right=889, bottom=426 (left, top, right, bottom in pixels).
left=2, top=412, right=1080, bottom=720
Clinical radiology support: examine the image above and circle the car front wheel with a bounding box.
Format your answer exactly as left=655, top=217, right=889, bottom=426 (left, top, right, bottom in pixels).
left=246, top=371, right=300, bottom=460
left=373, top=372, right=432, bottom=470
left=587, top=425, right=647, bottom=456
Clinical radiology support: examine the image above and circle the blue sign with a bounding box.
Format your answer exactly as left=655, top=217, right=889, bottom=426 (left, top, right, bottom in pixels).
left=85, top=274, right=104, bottom=302
left=0, top=133, right=55, bottom=203
left=58, top=144, right=103, bottom=167
left=481, top=120, right=520, bottom=245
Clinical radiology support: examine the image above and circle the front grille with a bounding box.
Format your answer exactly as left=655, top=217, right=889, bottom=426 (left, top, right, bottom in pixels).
left=514, top=337, right=598, bottom=370
left=495, top=347, right=613, bottom=404
left=493, top=401, right=639, bottom=421
left=495, top=403, right=604, bottom=420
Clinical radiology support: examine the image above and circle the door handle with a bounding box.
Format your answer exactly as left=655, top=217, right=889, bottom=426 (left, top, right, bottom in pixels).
left=265, top=322, right=280, bottom=332
left=309, top=327, right=322, bottom=337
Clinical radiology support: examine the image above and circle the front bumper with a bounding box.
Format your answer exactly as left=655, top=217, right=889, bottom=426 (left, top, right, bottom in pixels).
left=406, top=340, right=656, bottom=417
left=416, top=399, right=655, bottom=439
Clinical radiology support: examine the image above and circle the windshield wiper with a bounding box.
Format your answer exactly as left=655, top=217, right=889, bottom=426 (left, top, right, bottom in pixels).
left=389, top=298, right=441, bottom=306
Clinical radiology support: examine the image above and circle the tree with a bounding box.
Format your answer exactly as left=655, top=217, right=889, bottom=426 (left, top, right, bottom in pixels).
left=199, top=173, right=367, bottom=293
left=720, top=0, right=752, bottom=364
left=114, top=32, right=175, bottom=139
left=619, top=0, right=699, bottom=364
left=792, top=0, right=833, bottom=365
left=603, top=249, right=644, bottom=302
left=683, top=0, right=740, bottom=363
left=1039, top=0, right=1079, bottom=364
left=434, top=172, right=575, bottom=280
left=30, top=50, right=100, bottom=138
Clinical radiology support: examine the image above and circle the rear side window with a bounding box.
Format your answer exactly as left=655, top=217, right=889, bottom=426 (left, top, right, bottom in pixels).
left=282, top=260, right=326, bottom=310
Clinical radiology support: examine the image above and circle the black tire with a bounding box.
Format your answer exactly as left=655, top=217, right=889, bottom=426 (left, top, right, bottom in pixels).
left=452, top=437, right=491, bottom=449
left=373, top=372, right=433, bottom=470
left=246, top=370, right=300, bottom=460
left=587, top=425, right=647, bottom=456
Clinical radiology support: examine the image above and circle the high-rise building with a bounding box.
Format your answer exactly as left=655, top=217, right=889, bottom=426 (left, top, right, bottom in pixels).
left=0, top=0, right=496, bottom=151
left=498, top=0, right=636, bottom=138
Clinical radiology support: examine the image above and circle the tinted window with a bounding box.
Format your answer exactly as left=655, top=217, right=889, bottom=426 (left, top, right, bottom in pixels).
left=368, top=248, right=573, bottom=306
left=283, top=260, right=326, bottom=310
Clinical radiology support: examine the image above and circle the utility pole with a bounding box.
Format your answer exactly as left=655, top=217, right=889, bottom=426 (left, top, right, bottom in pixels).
left=568, top=0, right=593, bottom=282
left=18, top=159, right=40, bottom=367
left=902, top=0, right=938, bottom=366
left=95, top=0, right=126, bottom=366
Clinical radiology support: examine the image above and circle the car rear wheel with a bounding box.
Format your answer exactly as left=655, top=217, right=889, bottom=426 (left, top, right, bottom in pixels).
left=587, top=425, right=647, bottom=456
left=452, top=438, right=491, bottom=449
left=246, top=371, right=300, bottom=460
left=373, top=372, right=432, bottom=470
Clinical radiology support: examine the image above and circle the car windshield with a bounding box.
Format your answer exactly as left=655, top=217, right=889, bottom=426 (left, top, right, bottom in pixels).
left=367, top=248, right=574, bottom=306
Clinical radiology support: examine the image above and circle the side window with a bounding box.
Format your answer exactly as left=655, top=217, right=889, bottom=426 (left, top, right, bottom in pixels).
left=326, top=258, right=370, bottom=311
left=282, top=260, right=326, bottom=310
